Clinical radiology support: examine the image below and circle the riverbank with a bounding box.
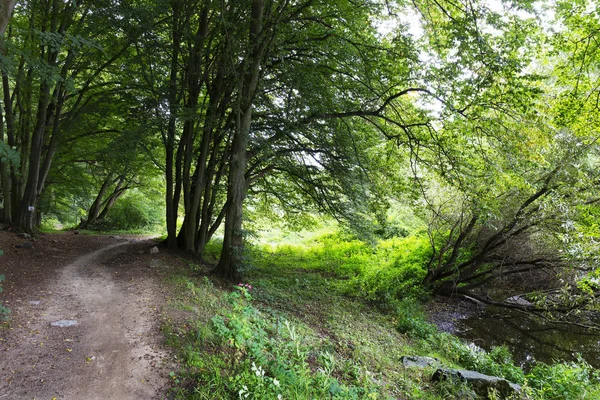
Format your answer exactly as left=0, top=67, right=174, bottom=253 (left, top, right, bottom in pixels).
left=161, top=240, right=600, bottom=399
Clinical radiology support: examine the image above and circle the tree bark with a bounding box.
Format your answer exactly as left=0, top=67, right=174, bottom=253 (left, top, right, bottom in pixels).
left=215, top=0, right=268, bottom=279
left=96, top=178, right=127, bottom=222
left=0, top=0, right=16, bottom=33
left=0, top=111, right=10, bottom=223
left=0, top=0, right=16, bottom=223
left=164, top=0, right=183, bottom=249
left=80, top=173, right=114, bottom=228
left=16, top=80, right=52, bottom=232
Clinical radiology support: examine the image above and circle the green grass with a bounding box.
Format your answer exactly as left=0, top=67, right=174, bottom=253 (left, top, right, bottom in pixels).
left=161, top=233, right=600, bottom=400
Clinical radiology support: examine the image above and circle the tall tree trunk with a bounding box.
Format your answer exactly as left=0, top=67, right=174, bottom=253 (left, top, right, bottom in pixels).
left=16, top=80, right=52, bottom=232
left=0, top=111, right=10, bottom=223
left=164, top=0, right=182, bottom=249
left=215, top=0, right=267, bottom=279
left=181, top=5, right=210, bottom=253
left=0, top=0, right=16, bottom=223
left=196, top=130, right=228, bottom=255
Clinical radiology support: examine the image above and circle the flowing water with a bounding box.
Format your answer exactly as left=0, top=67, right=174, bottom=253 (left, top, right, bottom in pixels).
left=454, top=306, right=600, bottom=369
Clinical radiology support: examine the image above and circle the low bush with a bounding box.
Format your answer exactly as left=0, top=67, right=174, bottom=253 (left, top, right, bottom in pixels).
left=170, top=285, right=384, bottom=399
left=525, top=358, right=600, bottom=400
left=98, top=190, right=165, bottom=232
left=394, top=297, right=437, bottom=339
left=254, top=232, right=431, bottom=307
left=424, top=333, right=524, bottom=384
left=39, top=214, right=64, bottom=231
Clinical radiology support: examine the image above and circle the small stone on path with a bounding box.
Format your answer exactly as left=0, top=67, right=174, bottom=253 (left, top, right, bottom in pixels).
left=29, top=300, right=41, bottom=305
left=50, top=320, right=78, bottom=327
left=149, top=246, right=159, bottom=255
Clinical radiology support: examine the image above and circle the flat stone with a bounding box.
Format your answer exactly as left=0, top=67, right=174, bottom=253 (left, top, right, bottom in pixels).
left=29, top=300, right=41, bottom=305
left=401, top=355, right=441, bottom=369
left=50, top=319, right=78, bottom=327
left=433, top=368, right=520, bottom=398
left=149, top=246, right=159, bottom=255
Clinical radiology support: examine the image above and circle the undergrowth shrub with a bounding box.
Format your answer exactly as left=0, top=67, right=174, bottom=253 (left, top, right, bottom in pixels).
left=98, top=190, right=164, bottom=232
left=525, top=358, right=600, bottom=399
left=426, top=333, right=524, bottom=384
left=256, top=232, right=431, bottom=307
left=307, top=233, right=372, bottom=278
left=39, top=214, right=63, bottom=231
left=203, top=239, right=223, bottom=262
left=345, top=235, right=430, bottom=304
left=394, top=297, right=436, bottom=339
left=173, top=286, right=383, bottom=399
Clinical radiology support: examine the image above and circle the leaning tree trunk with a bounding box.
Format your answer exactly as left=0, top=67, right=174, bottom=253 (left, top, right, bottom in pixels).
left=80, top=174, right=114, bottom=228
left=96, top=177, right=127, bottom=222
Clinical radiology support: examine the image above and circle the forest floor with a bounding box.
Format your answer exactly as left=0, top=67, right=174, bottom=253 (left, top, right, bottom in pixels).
left=0, top=230, right=174, bottom=400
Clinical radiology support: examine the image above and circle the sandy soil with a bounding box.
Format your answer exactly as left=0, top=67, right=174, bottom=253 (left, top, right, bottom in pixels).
left=0, top=231, right=171, bottom=400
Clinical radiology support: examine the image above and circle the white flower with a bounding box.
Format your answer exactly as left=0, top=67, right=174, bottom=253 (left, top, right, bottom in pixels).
left=278, top=395, right=283, bottom=400
left=273, top=378, right=280, bottom=387
left=238, top=385, right=249, bottom=399
left=251, top=362, right=265, bottom=377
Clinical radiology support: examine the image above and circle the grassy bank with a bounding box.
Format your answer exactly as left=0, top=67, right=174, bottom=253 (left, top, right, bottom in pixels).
left=161, top=233, right=600, bottom=399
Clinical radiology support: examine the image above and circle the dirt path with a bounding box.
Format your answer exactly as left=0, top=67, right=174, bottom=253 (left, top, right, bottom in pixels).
left=0, top=236, right=170, bottom=399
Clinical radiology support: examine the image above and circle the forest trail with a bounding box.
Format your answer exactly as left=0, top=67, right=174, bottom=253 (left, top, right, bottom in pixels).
left=0, top=235, right=170, bottom=399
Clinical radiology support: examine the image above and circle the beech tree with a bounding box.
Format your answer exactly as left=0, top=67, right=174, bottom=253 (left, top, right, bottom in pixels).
left=127, top=0, right=549, bottom=279
left=0, top=0, right=134, bottom=232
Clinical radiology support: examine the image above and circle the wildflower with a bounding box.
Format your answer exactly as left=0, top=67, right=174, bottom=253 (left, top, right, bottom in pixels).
left=238, top=385, right=249, bottom=399
left=278, top=395, right=282, bottom=400
left=273, top=378, right=280, bottom=387
left=237, top=283, right=253, bottom=290
left=251, top=361, right=265, bottom=377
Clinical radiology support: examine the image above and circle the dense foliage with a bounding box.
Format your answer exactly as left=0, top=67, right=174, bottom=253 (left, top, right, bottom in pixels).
left=1, top=1, right=600, bottom=394
left=162, top=240, right=600, bottom=399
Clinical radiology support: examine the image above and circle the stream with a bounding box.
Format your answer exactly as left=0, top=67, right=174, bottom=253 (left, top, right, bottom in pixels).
left=453, top=306, right=600, bottom=369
